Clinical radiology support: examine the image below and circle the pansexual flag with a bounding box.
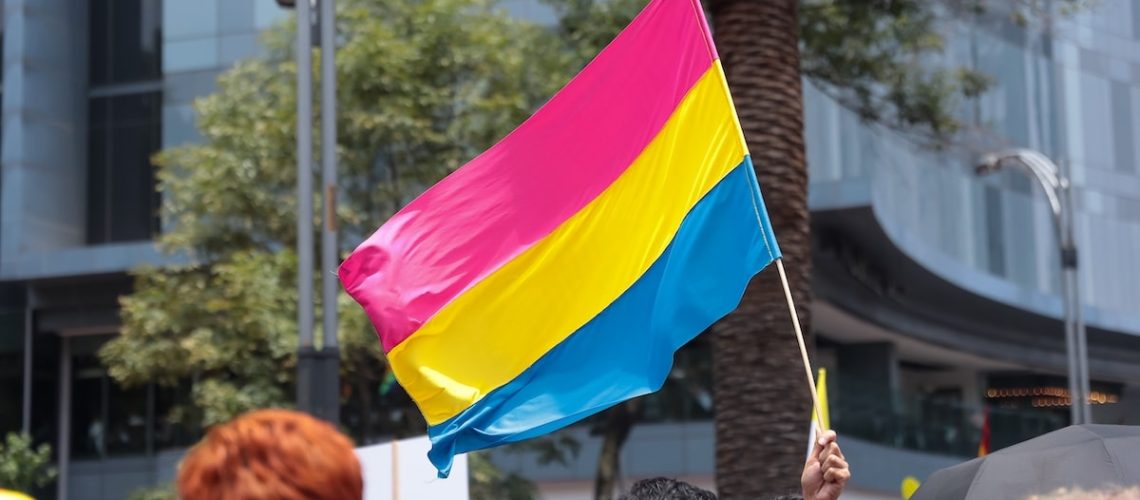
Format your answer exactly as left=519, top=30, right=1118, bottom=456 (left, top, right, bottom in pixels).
left=339, top=0, right=781, bottom=476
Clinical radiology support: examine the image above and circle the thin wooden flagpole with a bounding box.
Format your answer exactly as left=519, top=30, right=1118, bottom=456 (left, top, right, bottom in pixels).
left=775, top=258, right=827, bottom=431
left=391, top=439, right=400, bottom=500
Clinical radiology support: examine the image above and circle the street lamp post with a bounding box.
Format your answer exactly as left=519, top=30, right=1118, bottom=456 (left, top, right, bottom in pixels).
left=317, top=0, right=341, bottom=424
left=975, top=148, right=1092, bottom=425
left=287, top=0, right=340, bottom=424
left=292, top=0, right=317, bottom=419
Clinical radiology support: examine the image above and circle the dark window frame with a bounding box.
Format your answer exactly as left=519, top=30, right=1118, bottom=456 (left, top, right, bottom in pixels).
left=89, top=0, right=163, bottom=88
left=86, top=0, right=164, bottom=245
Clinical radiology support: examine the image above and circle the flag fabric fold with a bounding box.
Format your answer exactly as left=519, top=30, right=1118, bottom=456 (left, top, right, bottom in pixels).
left=340, top=0, right=781, bottom=477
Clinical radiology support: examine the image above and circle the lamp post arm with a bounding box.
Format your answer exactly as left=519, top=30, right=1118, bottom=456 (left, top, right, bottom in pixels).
left=992, top=151, right=1065, bottom=242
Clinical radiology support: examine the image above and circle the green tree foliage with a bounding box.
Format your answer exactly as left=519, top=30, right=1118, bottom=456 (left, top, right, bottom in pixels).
left=468, top=453, right=537, bottom=500
left=0, top=433, right=56, bottom=494
left=100, top=0, right=574, bottom=429
left=127, top=484, right=177, bottom=500
left=799, top=0, right=992, bottom=142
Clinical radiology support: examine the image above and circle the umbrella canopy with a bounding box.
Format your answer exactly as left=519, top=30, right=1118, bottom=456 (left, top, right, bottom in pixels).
left=912, top=424, right=1140, bottom=499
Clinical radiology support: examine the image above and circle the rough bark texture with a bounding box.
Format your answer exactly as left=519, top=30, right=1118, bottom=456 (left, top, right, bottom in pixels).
left=707, top=0, right=814, bottom=497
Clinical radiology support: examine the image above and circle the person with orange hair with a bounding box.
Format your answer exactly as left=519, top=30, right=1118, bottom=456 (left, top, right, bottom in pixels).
left=178, top=409, right=363, bottom=500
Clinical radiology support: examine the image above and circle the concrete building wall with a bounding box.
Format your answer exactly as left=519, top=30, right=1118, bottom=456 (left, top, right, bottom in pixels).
left=1, top=0, right=89, bottom=257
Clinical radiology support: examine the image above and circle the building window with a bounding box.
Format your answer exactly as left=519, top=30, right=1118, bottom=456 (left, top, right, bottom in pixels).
left=87, top=92, right=163, bottom=244
left=87, top=0, right=163, bottom=244
left=68, top=335, right=199, bottom=460
left=0, top=312, right=24, bottom=436
left=70, top=336, right=151, bottom=459
left=89, top=0, right=162, bottom=86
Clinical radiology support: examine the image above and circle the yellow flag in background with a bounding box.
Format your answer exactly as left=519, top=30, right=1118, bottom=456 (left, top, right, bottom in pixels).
left=0, top=489, right=34, bottom=500
left=901, top=476, right=922, bottom=499
left=814, top=368, right=830, bottom=430
left=806, top=368, right=830, bottom=459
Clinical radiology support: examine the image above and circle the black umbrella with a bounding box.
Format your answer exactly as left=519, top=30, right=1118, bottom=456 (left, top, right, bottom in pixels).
left=912, top=424, right=1140, bottom=499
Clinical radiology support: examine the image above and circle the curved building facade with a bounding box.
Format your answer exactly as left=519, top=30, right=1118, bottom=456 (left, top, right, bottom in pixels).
left=805, top=0, right=1140, bottom=477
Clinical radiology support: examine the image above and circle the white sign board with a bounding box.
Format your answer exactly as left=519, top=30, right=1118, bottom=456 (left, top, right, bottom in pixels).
left=356, top=436, right=469, bottom=500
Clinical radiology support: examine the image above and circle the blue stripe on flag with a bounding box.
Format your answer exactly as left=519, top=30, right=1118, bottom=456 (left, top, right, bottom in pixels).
left=426, top=158, right=779, bottom=476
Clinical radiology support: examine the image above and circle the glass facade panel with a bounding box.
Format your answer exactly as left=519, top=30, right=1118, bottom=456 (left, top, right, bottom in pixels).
left=90, top=0, right=162, bottom=86
left=219, top=34, right=259, bottom=66
left=29, top=335, right=59, bottom=451
left=161, top=103, right=197, bottom=148
left=105, top=379, right=148, bottom=456
left=974, top=29, right=1031, bottom=146
left=1079, top=72, right=1114, bottom=170
left=153, top=381, right=200, bottom=451
left=0, top=312, right=24, bottom=437
left=87, top=92, right=162, bottom=244
left=70, top=350, right=104, bottom=460
left=1133, top=2, right=1140, bottom=40
left=983, top=185, right=1006, bottom=277
left=253, top=0, right=289, bottom=30
left=88, top=0, right=163, bottom=245
left=162, top=0, right=218, bottom=39
left=1109, top=81, right=1134, bottom=173
left=67, top=335, right=179, bottom=459
left=219, top=0, right=255, bottom=34
left=163, top=37, right=219, bottom=74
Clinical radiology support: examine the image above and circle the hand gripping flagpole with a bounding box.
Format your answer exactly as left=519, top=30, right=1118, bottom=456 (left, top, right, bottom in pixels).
left=776, top=259, right=827, bottom=433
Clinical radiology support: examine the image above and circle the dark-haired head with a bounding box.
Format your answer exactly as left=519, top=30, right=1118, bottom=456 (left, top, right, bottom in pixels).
left=620, top=477, right=717, bottom=500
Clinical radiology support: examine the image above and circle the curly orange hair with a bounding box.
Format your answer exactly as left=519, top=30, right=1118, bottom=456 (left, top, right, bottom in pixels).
left=178, top=409, right=363, bottom=500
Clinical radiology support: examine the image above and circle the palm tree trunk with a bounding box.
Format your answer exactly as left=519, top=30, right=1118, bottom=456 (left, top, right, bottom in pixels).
left=706, top=0, right=813, bottom=497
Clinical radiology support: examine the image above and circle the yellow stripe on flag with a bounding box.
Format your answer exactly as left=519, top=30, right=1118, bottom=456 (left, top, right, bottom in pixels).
left=389, top=61, right=748, bottom=425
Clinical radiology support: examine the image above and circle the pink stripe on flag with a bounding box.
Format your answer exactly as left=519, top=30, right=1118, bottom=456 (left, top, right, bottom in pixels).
left=340, top=0, right=717, bottom=352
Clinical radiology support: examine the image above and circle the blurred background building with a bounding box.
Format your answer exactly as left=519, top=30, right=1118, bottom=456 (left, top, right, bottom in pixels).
left=0, top=0, right=1137, bottom=499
